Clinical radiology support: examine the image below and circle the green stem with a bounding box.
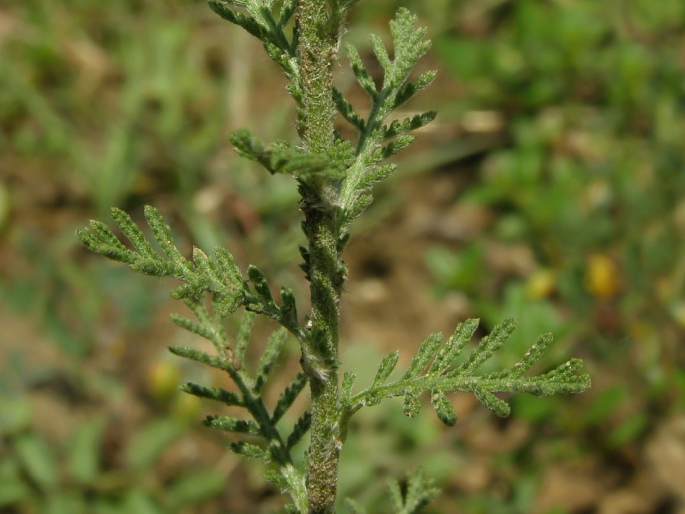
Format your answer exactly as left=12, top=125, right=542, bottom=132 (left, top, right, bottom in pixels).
left=296, top=0, right=336, bottom=153
left=296, top=1, right=346, bottom=512
left=300, top=200, right=343, bottom=514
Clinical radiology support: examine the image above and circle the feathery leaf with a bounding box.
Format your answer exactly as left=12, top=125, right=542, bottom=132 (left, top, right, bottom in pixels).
left=254, top=328, right=288, bottom=392
left=181, top=382, right=243, bottom=407
left=272, top=373, right=309, bottom=424
left=431, top=389, right=457, bottom=427
left=371, top=350, right=400, bottom=388
left=229, top=441, right=272, bottom=462
left=430, top=318, right=479, bottom=375
left=457, top=317, right=518, bottom=375
left=286, top=412, right=312, bottom=451
left=402, top=388, right=421, bottom=419
left=204, top=415, right=260, bottom=435
left=234, top=310, right=257, bottom=370
left=111, top=207, right=156, bottom=258
left=403, top=333, right=443, bottom=380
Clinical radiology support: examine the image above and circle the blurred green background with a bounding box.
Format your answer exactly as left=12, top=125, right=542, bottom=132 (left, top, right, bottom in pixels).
left=1, top=0, right=684, bottom=512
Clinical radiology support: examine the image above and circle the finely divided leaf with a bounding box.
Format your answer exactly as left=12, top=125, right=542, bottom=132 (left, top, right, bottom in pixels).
left=456, top=317, right=517, bottom=375
left=111, top=207, right=156, bottom=258
left=129, top=255, right=173, bottom=277
left=277, top=0, right=297, bottom=27
left=380, top=134, right=415, bottom=160
left=229, top=441, right=271, bottom=462
left=333, top=87, right=365, bottom=131
left=254, top=328, right=287, bottom=392
left=473, top=389, right=511, bottom=418
left=209, top=1, right=271, bottom=43
left=264, top=469, right=288, bottom=489
left=355, top=163, right=397, bottom=194
left=403, top=388, right=421, bottom=418
left=346, top=43, right=378, bottom=99
left=169, top=313, right=216, bottom=343
left=387, top=468, right=439, bottom=514
left=544, top=357, right=585, bottom=380
left=388, top=478, right=403, bottom=512
left=181, top=383, right=243, bottom=406
left=370, top=34, right=391, bottom=75
left=399, top=468, right=441, bottom=514
left=387, top=8, right=431, bottom=88
left=203, top=415, right=260, bottom=435
left=192, top=247, right=217, bottom=287
left=235, top=310, right=256, bottom=369
left=341, top=371, right=357, bottom=405
left=248, top=265, right=275, bottom=304
left=230, top=129, right=339, bottom=177
left=505, top=332, right=554, bottom=379
left=215, top=247, right=245, bottom=286
left=144, top=206, right=189, bottom=269
left=85, top=220, right=133, bottom=260
left=430, top=318, right=479, bottom=375
left=349, top=317, right=588, bottom=425
left=403, top=333, right=443, bottom=380
left=169, top=345, right=230, bottom=372
left=286, top=412, right=312, bottom=451
left=393, top=71, right=437, bottom=109
left=213, top=291, right=243, bottom=319
left=280, top=287, right=299, bottom=330
left=371, top=350, right=400, bottom=388
left=381, top=112, right=437, bottom=140
left=272, top=372, right=308, bottom=424
left=430, top=389, right=457, bottom=427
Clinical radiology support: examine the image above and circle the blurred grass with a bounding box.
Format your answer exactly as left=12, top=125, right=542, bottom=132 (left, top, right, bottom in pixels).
left=1, top=0, right=684, bottom=513
left=421, top=0, right=685, bottom=512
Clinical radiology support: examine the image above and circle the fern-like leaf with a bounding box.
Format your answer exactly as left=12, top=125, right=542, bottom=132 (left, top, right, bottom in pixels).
left=430, top=389, right=457, bottom=427
left=346, top=44, right=378, bottom=99
left=169, top=345, right=232, bottom=373
left=181, top=383, right=243, bottom=407
left=203, top=415, right=261, bottom=435
left=110, top=207, right=156, bottom=258
left=430, top=318, right=479, bottom=374
left=403, top=333, right=443, bottom=380
left=333, top=87, right=365, bottom=131
left=286, top=412, right=312, bottom=451
left=388, top=468, right=440, bottom=514
left=229, top=129, right=344, bottom=178
left=209, top=1, right=272, bottom=45
left=380, top=112, right=437, bottom=141
left=254, top=328, right=288, bottom=392
left=371, top=350, right=400, bottom=388
left=457, top=317, right=517, bottom=375
left=341, top=371, right=357, bottom=406
left=350, top=318, right=590, bottom=425
left=229, top=441, right=272, bottom=462
left=272, top=372, right=309, bottom=424
left=336, top=9, right=437, bottom=226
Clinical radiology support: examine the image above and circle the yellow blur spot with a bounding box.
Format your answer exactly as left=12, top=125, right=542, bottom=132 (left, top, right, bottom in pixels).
left=148, top=359, right=182, bottom=401
left=526, top=268, right=557, bottom=299
left=173, top=393, right=202, bottom=423
left=585, top=254, right=620, bottom=299
left=670, top=302, right=685, bottom=329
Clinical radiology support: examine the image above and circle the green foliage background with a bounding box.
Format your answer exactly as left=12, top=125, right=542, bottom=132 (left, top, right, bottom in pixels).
left=1, top=0, right=684, bottom=512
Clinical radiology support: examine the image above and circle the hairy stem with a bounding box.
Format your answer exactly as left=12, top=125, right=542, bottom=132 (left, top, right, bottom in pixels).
left=296, top=1, right=345, bottom=512
left=300, top=194, right=344, bottom=513
left=296, top=0, right=337, bottom=152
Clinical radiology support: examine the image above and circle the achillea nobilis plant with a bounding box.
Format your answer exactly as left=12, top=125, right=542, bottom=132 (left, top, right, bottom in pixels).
left=78, top=1, right=591, bottom=512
